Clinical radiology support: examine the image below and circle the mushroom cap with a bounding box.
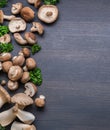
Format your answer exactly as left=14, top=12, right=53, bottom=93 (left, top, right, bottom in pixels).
left=21, top=72, right=30, bottom=84
left=38, top=5, right=58, bottom=23
left=7, top=80, right=19, bottom=91
left=20, top=7, right=35, bottom=22
left=11, top=93, right=33, bottom=107
left=0, top=53, right=12, bottom=62
left=2, top=61, right=13, bottom=73
left=0, top=34, right=11, bottom=43
left=34, top=0, right=41, bottom=8
left=0, top=10, right=4, bottom=24
left=26, top=58, right=36, bottom=70
left=9, top=18, right=26, bottom=33
left=11, top=3, right=23, bottom=15
left=12, top=55, right=25, bottom=66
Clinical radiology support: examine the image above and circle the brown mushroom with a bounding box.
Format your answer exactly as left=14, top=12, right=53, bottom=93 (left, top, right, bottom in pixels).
left=21, top=72, right=30, bottom=83
left=2, top=61, right=13, bottom=73
left=34, top=0, right=41, bottom=8
left=21, top=48, right=30, bottom=58
left=38, top=5, right=58, bottom=23
left=11, top=3, right=23, bottom=15
left=12, top=55, right=25, bottom=66
left=7, top=80, right=19, bottom=91
left=30, top=22, right=44, bottom=35
left=26, top=58, right=36, bottom=70
left=0, top=10, right=15, bottom=24
left=0, top=34, right=11, bottom=43
left=20, top=7, right=35, bottom=22
left=35, top=95, right=45, bottom=107
left=27, top=0, right=35, bottom=4
left=0, top=53, right=12, bottom=62
left=0, top=80, right=6, bottom=86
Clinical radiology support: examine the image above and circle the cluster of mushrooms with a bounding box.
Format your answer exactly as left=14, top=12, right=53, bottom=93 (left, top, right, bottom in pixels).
left=0, top=0, right=59, bottom=129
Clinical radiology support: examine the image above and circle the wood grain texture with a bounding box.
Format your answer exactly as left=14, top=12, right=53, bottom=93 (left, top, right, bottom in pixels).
left=1, top=0, right=110, bottom=129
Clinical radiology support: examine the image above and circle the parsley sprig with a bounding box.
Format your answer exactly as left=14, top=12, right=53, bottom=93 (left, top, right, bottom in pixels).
left=0, top=43, right=14, bottom=53
left=0, top=25, right=9, bottom=37
left=0, top=0, right=8, bottom=8
left=0, top=125, right=6, bottom=130
left=43, top=0, right=59, bottom=5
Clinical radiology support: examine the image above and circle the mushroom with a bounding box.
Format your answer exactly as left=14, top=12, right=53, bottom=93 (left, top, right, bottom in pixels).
left=8, top=66, right=23, bottom=81
left=11, top=121, right=36, bottom=130
left=0, top=53, right=12, bottom=62
left=24, top=32, right=37, bottom=45
left=30, top=22, right=44, bottom=35
left=23, top=65, right=28, bottom=72
left=24, top=82, right=37, bottom=97
left=34, top=0, right=41, bottom=8
left=0, top=34, right=11, bottom=43
left=14, top=33, right=27, bottom=45
left=38, top=5, right=59, bottom=23
left=20, top=7, right=35, bottom=22
left=27, top=0, right=35, bottom=4
left=26, top=58, right=36, bottom=70
left=2, top=61, right=13, bottom=73
left=0, top=10, right=15, bottom=24
left=9, top=18, right=26, bottom=33
left=35, top=95, right=45, bottom=107
left=0, top=85, right=11, bottom=108
left=1, top=80, right=6, bottom=86
left=21, top=72, right=30, bottom=83
left=0, top=62, right=2, bottom=71
left=11, top=3, right=23, bottom=15
left=7, top=80, right=19, bottom=91
left=22, top=48, right=30, bottom=57
left=12, top=55, right=25, bottom=66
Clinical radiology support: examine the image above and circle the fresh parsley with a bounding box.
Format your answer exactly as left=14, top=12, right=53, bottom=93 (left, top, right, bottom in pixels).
left=31, top=44, right=41, bottom=55
left=0, top=0, right=8, bottom=8
left=43, top=0, right=59, bottom=5
left=0, top=125, right=6, bottom=130
left=0, top=43, right=14, bottom=53
left=0, top=25, right=9, bottom=37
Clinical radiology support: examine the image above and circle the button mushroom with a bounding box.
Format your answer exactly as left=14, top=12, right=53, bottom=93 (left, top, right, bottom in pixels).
left=21, top=72, right=30, bottom=84
left=26, top=58, right=36, bottom=70
left=30, top=22, right=44, bottom=35
left=0, top=10, right=15, bottom=24
left=0, top=34, right=11, bottom=43
left=21, top=48, right=31, bottom=58
left=8, top=18, right=26, bottom=33
left=38, top=5, right=59, bottom=23
left=35, top=95, right=45, bottom=107
left=24, top=82, right=37, bottom=97
left=8, top=66, right=23, bottom=81
left=12, top=55, right=25, bottom=66
left=20, top=7, right=35, bottom=22
left=2, top=61, right=13, bottom=73
left=11, top=3, right=23, bottom=15
left=0, top=85, right=11, bottom=108
left=34, top=0, right=41, bottom=8
left=7, top=80, right=19, bottom=91
left=0, top=53, right=12, bottom=62
left=0, top=80, right=6, bottom=86
left=11, top=121, right=36, bottom=130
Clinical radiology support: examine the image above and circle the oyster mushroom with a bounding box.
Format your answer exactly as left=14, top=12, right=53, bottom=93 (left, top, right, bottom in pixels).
left=0, top=10, right=15, bottom=24
left=0, top=53, right=12, bottom=62
left=11, top=3, right=23, bottom=15
left=38, top=5, right=59, bottom=23
left=11, top=121, right=36, bottom=130
left=9, top=18, right=26, bottom=33
left=7, top=80, right=19, bottom=91
left=21, top=72, right=30, bottom=83
left=26, top=58, right=36, bottom=70
left=24, top=32, right=37, bottom=45
left=20, top=7, right=35, bottom=22
left=24, top=82, right=37, bottom=97
left=0, top=85, right=11, bottom=108
left=30, top=22, right=44, bottom=35
left=35, top=95, right=46, bottom=107
left=0, top=34, right=11, bottom=43
left=12, top=55, right=25, bottom=66
left=2, top=61, right=13, bottom=73
left=8, top=66, right=23, bottom=81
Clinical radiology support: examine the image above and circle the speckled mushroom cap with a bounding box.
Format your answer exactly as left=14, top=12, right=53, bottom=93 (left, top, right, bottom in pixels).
left=38, top=5, right=58, bottom=23
left=0, top=10, right=4, bottom=24
left=11, top=93, right=33, bottom=107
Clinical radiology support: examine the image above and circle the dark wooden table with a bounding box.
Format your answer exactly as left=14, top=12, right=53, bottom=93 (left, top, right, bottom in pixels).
left=1, top=0, right=110, bottom=130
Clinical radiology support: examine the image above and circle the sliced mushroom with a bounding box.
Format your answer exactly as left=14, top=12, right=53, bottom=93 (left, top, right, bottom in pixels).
left=26, top=58, right=36, bottom=70
left=0, top=10, right=15, bottom=24
left=12, top=55, right=25, bottom=66
left=30, top=22, right=44, bottom=35
left=7, top=80, right=19, bottom=91
left=20, top=7, right=35, bottom=22
left=14, top=33, right=27, bottom=45
left=34, top=0, right=41, bottom=8
left=22, top=48, right=31, bottom=57
left=0, top=85, right=10, bottom=108
left=24, top=82, right=37, bottom=97
left=24, top=32, right=37, bottom=45
left=38, top=5, right=58, bottom=23
left=8, top=66, right=23, bottom=81
left=11, top=121, right=36, bottom=130
left=11, top=3, right=23, bottom=15
left=0, top=34, right=11, bottom=43
left=21, top=72, right=30, bottom=84
left=2, top=61, right=13, bottom=73
left=9, top=18, right=26, bottom=33
left=0, top=53, right=12, bottom=62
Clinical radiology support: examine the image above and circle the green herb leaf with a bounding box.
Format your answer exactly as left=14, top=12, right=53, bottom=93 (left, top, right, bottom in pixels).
left=0, top=43, right=14, bottom=53
left=0, top=0, right=8, bottom=8
left=0, top=125, right=6, bottom=130
left=31, top=44, right=41, bottom=55
left=0, top=25, right=9, bottom=37
left=43, top=0, right=59, bottom=5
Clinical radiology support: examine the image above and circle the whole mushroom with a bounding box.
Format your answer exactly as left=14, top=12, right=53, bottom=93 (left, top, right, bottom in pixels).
left=2, top=61, right=13, bottom=73
left=12, top=55, right=25, bottom=66
left=11, top=3, right=23, bottom=15
left=26, top=58, right=36, bottom=70
left=7, top=80, right=19, bottom=91
left=35, top=95, right=45, bottom=107
left=21, top=48, right=31, bottom=58
left=21, top=72, right=30, bottom=84
left=0, top=53, right=12, bottom=62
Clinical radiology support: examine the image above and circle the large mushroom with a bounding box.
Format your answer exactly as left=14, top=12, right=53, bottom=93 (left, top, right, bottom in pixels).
left=38, top=5, right=59, bottom=23
left=0, top=34, right=11, bottom=43
left=0, top=53, right=12, bottom=62
left=2, top=61, right=13, bottom=73
left=12, top=55, right=25, bottom=66
left=8, top=18, right=26, bottom=33
left=11, top=3, right=23, bottom=15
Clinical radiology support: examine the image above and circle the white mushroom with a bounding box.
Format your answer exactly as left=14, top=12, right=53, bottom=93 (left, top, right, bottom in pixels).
left=14, top=33, right=27, bottom=45
left=9, top=18, right=26, bottom=33
left=11, top=3, right=23, bottom=15
left=0, top=53, right=12, bottom=62
left=24, top=82, right=37, bottom=97
left=21, top=72, right=30, bottom=83
left=0, top=34, right=11, bottom=43
left=2, top=61, right=13, bottom=73
left=7, top=80, right=19, bottom=91
left=11, top=121, right=36, bottom=130
left=12, top=55, right=25, bottom=66
left=38, top=5, right=59, bottom=23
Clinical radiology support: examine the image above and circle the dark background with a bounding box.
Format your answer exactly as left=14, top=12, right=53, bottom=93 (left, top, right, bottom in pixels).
left=1, top=0, right=110, bottom=130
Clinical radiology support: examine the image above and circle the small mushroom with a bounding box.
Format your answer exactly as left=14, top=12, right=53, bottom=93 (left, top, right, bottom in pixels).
left=0, top=85, right=11, bottom=108
left=24, top=32, right=37, bottom=45
left=12, top=55, right=25, bottom=66
left=0, top=34, right=11, bottom=43
left=8, top=66, right=23, bottom=81
left=34, top=0, right=41, bottom=8
left=21, top=72, right=30, bottom=83
left=35, top=95, right=45, bottom=107
left=0, top=53, right=12, bottom=62
left=11, top=3, right=23, bottom=15
left=1, top=80, right=6, bottom=86
left=2, top=61, right=13, bottom=73
left=9, top=18, right=26, bottom=33
left=22, top=48, right=30, bottom=57
left=24, top=82, right=37, bottom=97
left=14, top=33, right=27, bottom=45
left=7, top=80, right=19, bottom=91
left=38, top=5, right=58, bottom=23
left=0, top=10, right=15, bottom=24
left=26, top=58, right=36, bottom=70
left=11, top=121, right=36, bottom=130
left=20, top=7, right=35, bottom=22
left=23, top=65, right=28, bottom=72
left=30, top=22, right=44, bottom=35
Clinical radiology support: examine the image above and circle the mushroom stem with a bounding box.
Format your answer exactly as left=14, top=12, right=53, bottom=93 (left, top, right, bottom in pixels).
left=3, top=15, right=15, bottom=20
left=46, top=11, right=53, bottom=16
